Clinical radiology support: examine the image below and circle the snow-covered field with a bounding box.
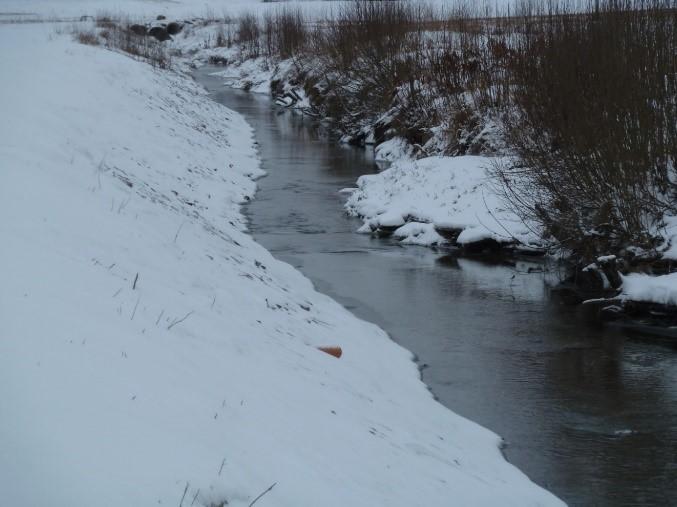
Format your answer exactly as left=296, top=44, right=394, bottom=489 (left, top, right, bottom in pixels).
left=0, top=18, right=563, bottom=507
left=0, top=0, right=520, bottom=21
left=0, top=0, right=331, bottom=20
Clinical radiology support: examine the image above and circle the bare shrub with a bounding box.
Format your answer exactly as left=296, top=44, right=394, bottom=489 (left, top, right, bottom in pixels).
left=95, top=11, right=116, bottom=30
left=214, top=23, right=232, bottom=48
left=237, top=13, right=261, bottom=58
left=72, top=20, right=172, bottom=69
left=307, top=1, right=433, bottom=139
left=76, top=30, right=99, bottom=46
left=262, top=7, right=307, bottom=59
left=496, top=0, right=677, bottom=259
left=297, top=1, right=511, bottom=150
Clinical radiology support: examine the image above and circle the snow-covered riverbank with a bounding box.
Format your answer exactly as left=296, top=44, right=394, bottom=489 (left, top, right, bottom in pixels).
left=0, top=20, right=563, bottom=507
left=344, top=155, right=543, bottom=249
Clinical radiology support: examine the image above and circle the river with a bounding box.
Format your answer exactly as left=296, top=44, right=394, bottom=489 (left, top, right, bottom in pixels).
left=195, top=67, right=677, bottom=506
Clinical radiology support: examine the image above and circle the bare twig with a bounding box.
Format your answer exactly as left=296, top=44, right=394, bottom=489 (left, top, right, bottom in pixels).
left=117, top=196, right=131, bottom=214
left=97, top=158, right=105, bottom=190
left=218, top=458, right=226, bottom=476
left=174, top=222, right=185, bottom=243
left=167, top=311, right=194, bottom=330
left=130, top=295, right=140, bottom=321
left=179, top=482, right=189, bottom=507
left=132, top=272, right=139, bottom=290
left=156, top=309, right=165, bottom=326
left=249, top=482, right=277, bottom=507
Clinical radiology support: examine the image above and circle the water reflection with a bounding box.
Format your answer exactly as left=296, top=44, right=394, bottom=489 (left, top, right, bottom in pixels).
left=195, top=67, right=677, bottom=507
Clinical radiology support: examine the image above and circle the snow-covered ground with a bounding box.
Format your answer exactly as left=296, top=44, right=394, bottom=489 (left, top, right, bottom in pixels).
left=345, top=156, right=543, bottom=248
left=0, top=0, right=333, bottom=20
left=658, top=214, right=677, bottom=260
left=619, top=273, right=677, bottom=306
left=0, top=20, right=563, bottom=507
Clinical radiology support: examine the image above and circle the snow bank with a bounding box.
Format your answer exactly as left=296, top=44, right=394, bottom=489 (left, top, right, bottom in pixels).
left=209, top=57, right=275, bottom=94
left=204, top=55, right=283, bottom=96
left=0, top=23, right=561, bottom=507
left=619, top=273, right=677, bottom=306
left=658, top=215, right=677, bottom=260
left=346, top=156, right=542, bottom=248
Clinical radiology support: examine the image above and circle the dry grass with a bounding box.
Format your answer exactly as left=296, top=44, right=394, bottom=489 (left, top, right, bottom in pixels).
left=76, top=30, right=99, bottom=46
left=496, top=1, right=677, bottom=259
left=71, top=19, right=172, bottom=69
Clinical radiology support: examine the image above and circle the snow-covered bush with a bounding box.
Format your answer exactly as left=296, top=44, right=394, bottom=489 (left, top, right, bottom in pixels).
left=496, top=0, right=677, bottom=261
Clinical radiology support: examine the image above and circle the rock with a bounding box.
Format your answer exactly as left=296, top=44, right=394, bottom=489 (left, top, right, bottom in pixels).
left=461, top=237, right=505, bottom=255
left=572, top=259, right=623, bottom=297
left=148, top=26, right=171, bottom=42
left=208, top=55, right=228, bottom=66
left=270, top=79, right=284, bottom=96
left=166, top=22, right=182, bottom=35
left=346, top=133, right=366, bottom=147
left=595, top=255, right=623, bottom=288
left=599, top=304, right=624, bottom=321
left=373, top=117, right=391, bottom=145
left=375, top=225, right=400, bottom=237
left=576, top=267, right=607, bottom=293
left=602, top=299, right=677, bottom=328
left=550, top=284, right=585, bottom=305
left=156, top=15, right=166, bottom=20
left=434, top=225, right=463, bottom=243
left=552, top=260, right=623, bottom=306
left=129, top=24, right=147, bottom=36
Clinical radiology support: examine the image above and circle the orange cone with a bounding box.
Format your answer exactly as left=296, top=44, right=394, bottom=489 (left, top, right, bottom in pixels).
left=317, top=346, right=343, bottom=359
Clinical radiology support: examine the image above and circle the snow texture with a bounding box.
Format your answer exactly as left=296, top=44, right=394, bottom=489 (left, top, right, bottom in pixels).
left=0, top=21, right=562, bottom=507
left=374, top=137, right=415, bottom=163
left=659, top=215, right=677, bottom=260
left=346, top=155, right=542, bottom=247
left=619, top=273, right=677, bottom=306
left=0, top=0, right=522, bottom=20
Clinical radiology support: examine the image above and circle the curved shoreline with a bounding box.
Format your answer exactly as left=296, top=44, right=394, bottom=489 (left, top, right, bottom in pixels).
left=0, top=20, right=563, bottom=507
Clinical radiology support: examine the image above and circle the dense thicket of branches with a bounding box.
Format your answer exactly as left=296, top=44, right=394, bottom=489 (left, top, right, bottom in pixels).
left=497, top=1, right=677, bottom=259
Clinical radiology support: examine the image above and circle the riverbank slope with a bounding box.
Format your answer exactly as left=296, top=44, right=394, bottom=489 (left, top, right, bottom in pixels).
left=0, top=21, right=563, bottom=507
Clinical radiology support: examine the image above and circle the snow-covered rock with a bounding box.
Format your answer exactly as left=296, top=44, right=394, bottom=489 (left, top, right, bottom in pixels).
left=619, top=273, right=677, bottom=306
left=374, top=136, right=415, bottom=163
left=346, top=155, right=543, bottom=249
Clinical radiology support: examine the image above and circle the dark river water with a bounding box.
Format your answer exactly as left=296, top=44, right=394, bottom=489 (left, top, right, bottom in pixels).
left=195, top=67, right=677, bottom=506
